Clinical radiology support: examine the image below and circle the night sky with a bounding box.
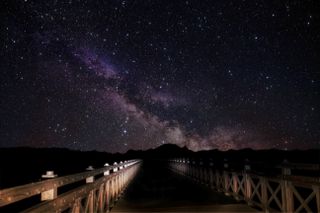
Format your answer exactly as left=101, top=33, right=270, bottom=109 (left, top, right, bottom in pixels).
left=1, top=0, right=319, bottom=152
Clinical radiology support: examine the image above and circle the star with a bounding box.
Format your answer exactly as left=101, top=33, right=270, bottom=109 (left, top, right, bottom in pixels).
left=0, top=0, right=318, bottom=152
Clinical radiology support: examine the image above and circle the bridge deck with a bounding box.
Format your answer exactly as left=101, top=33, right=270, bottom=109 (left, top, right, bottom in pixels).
left=112, top=161, right=258, bottom=212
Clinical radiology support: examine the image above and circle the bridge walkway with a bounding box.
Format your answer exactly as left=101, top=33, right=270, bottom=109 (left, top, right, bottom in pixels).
left=112, top=160, right=258, bottom=212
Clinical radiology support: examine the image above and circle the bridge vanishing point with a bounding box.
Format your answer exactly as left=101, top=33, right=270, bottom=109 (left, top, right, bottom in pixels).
left=0, top=158, right=319, bottom=212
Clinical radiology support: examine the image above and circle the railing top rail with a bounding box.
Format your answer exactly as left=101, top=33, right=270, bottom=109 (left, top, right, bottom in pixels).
left=0, top=159, right=140, bottom=207
left=171, top=158, right=319, bottom=171
left=170, top=159, right=320, bottom=185
left=22, top=165, right=132, bottom=213
left=242, top=171, right=320, bottom=185
left=276, top=162, right=320, bottom=171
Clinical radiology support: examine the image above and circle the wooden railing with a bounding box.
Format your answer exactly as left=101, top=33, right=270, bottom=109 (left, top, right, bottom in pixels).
left=169, top=159, right=320, bottom=212
left=0, top=160, right=141, bottom=212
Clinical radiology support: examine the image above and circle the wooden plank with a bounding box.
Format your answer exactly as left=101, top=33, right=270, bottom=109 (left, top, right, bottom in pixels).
left=112, top=203, right=259, bottom=212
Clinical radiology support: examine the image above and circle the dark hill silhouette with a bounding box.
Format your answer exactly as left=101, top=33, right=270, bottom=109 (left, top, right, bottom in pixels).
left=124, top=144, right=319, bottom=164
left=125, top=144, right=191, bottom=159
left=0, top=145, right=319, bottom=188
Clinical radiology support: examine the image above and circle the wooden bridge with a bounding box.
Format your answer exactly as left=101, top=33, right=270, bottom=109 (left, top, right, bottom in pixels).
left=0, top=158, right=319, bottom=212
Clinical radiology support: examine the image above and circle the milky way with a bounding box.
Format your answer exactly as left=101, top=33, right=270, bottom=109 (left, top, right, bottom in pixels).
left=1, top=0, right=319, bottom=152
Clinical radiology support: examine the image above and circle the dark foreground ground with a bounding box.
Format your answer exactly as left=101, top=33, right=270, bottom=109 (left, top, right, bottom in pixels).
left=112, top=160, right=257, bottom=212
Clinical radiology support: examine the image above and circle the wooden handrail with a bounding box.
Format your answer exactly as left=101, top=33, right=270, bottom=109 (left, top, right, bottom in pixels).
left=276, top=162, right=320, bottom=171
left=171, top=158, right=320, bottom=170
left=169, top=159, right=320, bottom=212
left=22, top=162, right=140, bottom=212
left=0, top=160, right=140, bottom=207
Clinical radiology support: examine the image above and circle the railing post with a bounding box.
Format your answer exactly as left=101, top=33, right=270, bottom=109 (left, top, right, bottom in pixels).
left=113, top=162, right=118, bottom=172
left=187, top=159, right=190, bottom=177
left=281, top=159, right=293, bottom=212
left=223, top=159, right=230, bottom=195
left=181, top=159, right=184, bottom=174
left=122, top=172, right=125, bottom=189
left=104, top=163, right=110, bottom=176
left=105, top=180, right=110, bottom=212
left=199, top=160, right=204, bottom=183
left=192, top=161, right=196, bottom=178
left=86, top=166, right=94, bottom=183
left=195, top=160, right=199, bottom=181
left=113, top=162, right=118, bottom=198
left=41, top=171, right=57, bottom=201
left=209, top=161, right=214, bottom=188
left=119, top=161, right=124, bottom=190
left=84, top=166, right=95, bottom=213
left=244, top=159, right=252, bottom=204
left=233, top=172, right=239, bottom=200
left=71, top=198, right=82, bottom=213
left=87, top=190, right=94, bottom=213
left=315, top=185, right=320, bottom=213
left=261, top=177, right=268, bottom=212
left=109, top=179, right=114, bottom=205
left=97, top=184, right=104, bottom=212
left=215, top=170, right=221, bottom=191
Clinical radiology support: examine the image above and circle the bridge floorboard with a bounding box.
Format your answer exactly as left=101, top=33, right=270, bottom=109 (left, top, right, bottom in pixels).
left=112, top=161, right=258, bottom=212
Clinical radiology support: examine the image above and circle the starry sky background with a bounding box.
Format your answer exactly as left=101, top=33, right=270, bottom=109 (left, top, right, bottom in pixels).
left=1, top=0, right=319, bottom=152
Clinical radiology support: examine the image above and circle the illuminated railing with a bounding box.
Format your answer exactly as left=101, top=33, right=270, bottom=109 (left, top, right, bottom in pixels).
left=169, top=158, right=320, bottom=212
left=0, top=160, right=141, bottom=212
